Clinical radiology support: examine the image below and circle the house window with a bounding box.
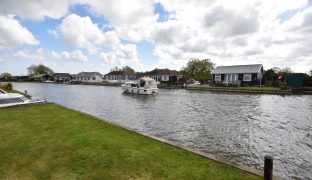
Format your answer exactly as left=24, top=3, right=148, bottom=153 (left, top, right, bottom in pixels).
left=226, top=74, right=238, bottom=82
left=243, top=74, right=252, bottom=81
left=163, top=75, right=168, bottom=81
left=92, top=77, right=95, bottom=80
left=215, top=74, right=221, bottom=81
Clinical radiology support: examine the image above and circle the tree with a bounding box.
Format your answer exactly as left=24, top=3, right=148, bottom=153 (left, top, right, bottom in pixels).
left=110, top=66, right=135, bottom=74
left=263, top=68, right=277, bottom=82
left=1, top=72, right=12, bottom=77
left=110, top=66, right=119, bottom=72
left=122, top=66, right=135, bottom=74
left=309, top=69, right=312, bottom=76
left=278, top=67, right=293, bottom=78
left=27, top=64, right=54, bottom=76
left=181, top=58, right=215, bottom=83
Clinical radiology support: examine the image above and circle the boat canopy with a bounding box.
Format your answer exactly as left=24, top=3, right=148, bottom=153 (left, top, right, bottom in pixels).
left=139, top=77, right=157, bottom=89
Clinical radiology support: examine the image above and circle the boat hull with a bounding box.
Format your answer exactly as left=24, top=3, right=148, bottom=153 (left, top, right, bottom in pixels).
left=122, top=87, right=158, bottom=95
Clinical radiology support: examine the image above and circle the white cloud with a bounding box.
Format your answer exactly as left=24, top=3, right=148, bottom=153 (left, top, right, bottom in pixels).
left=52, top=50, right=88, bottom=62
left=78, top=0, right=158, bottom=42
left=58, top=14, right=120, bottom=54
left=203, top=6, right=259, bottom=37
left=11, top=48, right=88, bottom=63
left=48, top=29, right=58, bottom=38
left=1, top=0, right=312, bottom=73
left=79, top=0, right=154, bottom=26
left=99, top=43, right=139, bottom=65
left=150, top=0, right=312, bottom=72
left=0, top=15, right=39, bottom=47
left=0, top=0, right=73, bottom=20
left=12, top=48, right=45, bottom=61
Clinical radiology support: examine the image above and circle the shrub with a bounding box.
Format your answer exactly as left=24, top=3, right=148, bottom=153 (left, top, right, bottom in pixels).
left=0, top=83, right=13, bottom=90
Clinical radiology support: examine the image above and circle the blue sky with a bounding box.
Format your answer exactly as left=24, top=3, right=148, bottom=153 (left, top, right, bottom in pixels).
left=0, top=0, right=312, bottom=75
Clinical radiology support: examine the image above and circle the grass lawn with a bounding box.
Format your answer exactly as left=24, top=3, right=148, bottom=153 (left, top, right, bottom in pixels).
left=0, top=103, right=260, bottom=179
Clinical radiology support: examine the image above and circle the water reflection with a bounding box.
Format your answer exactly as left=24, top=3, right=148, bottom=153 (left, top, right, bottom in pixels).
left=13, top=83, right=312, bottom=179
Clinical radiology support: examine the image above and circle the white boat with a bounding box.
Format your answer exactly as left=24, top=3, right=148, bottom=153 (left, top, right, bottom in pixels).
left=122, top=77, right=159, bottom=95
left=0, top=89, right=45, bottom=108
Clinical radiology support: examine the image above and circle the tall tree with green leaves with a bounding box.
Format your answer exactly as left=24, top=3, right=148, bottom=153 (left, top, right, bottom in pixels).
left=1, top=72, right=12, bottom=77
left=263, top=68, right=277, bottom=81
left=278, top=67, right=293, bottom=77
left=27, top=64, right=54, bottom=76
left=181, top=58, right=215, bottom=83
left=122, top=66, right=135, bottom=74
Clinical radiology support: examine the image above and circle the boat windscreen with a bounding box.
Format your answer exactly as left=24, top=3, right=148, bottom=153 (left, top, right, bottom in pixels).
left=140, top=81, right=145, bottom=87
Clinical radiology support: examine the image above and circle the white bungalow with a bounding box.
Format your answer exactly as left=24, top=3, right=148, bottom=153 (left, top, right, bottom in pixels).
left=72, top=72, right=103, bottom=83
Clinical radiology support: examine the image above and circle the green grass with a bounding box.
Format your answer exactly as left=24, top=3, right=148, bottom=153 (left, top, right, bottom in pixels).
left=0, top=104, right=260, bottom=179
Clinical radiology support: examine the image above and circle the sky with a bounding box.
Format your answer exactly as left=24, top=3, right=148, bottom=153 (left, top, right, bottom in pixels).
left=0, top=0, right=312, bottom=75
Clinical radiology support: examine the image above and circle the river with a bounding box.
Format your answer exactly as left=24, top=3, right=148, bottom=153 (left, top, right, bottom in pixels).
left=13, top=83, right=312, bottom=179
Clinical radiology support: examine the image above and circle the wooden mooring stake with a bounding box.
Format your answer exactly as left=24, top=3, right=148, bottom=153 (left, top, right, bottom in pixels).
left=264, top=155, right=273, bottom=180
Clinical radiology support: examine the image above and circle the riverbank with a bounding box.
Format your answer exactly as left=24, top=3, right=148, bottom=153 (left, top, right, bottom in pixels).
left=0, top=103, right=261, bottom=179
left=186, top=85, right=293, bottom=95
left=0, top=83, right=31, bottom=98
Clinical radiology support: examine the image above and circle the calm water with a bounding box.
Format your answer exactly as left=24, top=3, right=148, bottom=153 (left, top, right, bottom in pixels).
left=13, top=83, right=312, bottom=179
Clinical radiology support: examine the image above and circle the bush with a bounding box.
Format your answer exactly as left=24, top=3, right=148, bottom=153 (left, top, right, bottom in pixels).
left=0, top=83, right=13, bottom=90
left=279, top=82, right=288, bottom=90
left=265, top=80, right=272, bottom=86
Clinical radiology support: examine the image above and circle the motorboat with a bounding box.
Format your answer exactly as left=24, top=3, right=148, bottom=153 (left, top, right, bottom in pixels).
left=122, top=77, right=159, bottom=95
left=0, top=89, right=45, bottom=107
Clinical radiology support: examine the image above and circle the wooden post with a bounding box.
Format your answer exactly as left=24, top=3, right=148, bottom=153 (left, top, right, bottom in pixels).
left=264, top=155, right=273, bottom=180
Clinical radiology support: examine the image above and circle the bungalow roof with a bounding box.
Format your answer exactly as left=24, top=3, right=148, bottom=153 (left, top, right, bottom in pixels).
left=53, top=73, right=71, bottom=77
left=76, top=72, right=103, bottom=77
left=105, top=70, right=134, bottom=76
left=31, top=74, right=50, bottom=78
left=145, top=69, right=180, bottom=76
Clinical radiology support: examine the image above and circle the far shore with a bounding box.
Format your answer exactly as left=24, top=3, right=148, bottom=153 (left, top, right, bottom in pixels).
left=186, top=85, right=294, bottom=95
left=4, top=81, right=312, bottom=95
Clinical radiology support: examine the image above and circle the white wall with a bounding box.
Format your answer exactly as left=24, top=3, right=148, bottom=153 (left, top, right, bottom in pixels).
left=150, top=75, right=169, bottom=82
left=76, top=75, right=102, bottom=82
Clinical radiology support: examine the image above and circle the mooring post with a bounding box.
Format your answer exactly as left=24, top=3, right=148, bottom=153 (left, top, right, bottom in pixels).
left=264, top=155, right=273, bottom=180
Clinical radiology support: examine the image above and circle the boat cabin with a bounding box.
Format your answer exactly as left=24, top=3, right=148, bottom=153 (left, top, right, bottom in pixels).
left=124, top=82, right=140, bottom=88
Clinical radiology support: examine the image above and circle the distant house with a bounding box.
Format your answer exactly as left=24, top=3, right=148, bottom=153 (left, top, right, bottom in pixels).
left=30, top=74, right=52, bottom=82
left=53, top=73, right=71, bottom=82
left=144, top=69, right=181, bottom=83
left=104, top=70, right=136, bottom=83
left=0, top=76, right=29, bottom=82
left=212, top=64, right=264, bottom=86
left=72, top=72, right=103, bottom=83
left=10, top=76, right=29, bottom=81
